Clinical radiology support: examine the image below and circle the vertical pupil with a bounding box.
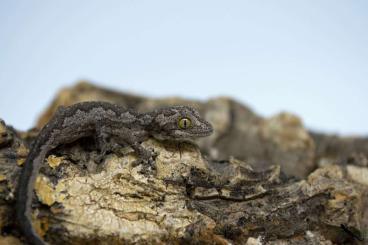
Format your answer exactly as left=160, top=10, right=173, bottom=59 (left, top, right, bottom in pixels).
left=180, top=118, right=190, bottom=129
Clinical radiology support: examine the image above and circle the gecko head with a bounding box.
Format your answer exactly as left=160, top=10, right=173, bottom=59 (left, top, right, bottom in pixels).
left=151, top=106, right=213, bottom=141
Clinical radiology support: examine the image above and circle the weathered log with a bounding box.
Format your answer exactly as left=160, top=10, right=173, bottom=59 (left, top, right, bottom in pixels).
left=0, top=118, right=366, bottom=244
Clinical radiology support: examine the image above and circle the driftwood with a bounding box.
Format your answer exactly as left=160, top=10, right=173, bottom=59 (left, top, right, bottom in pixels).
left=0, top=82, right=367, bottom=244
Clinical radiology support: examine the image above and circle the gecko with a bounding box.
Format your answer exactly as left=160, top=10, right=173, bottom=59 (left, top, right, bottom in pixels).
left=16, top=101, right=213, bottom=245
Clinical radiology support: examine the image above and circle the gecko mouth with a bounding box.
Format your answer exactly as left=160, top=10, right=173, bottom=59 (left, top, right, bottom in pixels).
left=190, top=125, right=213, bottom=137
left=193, top=129, right=212, bottom=137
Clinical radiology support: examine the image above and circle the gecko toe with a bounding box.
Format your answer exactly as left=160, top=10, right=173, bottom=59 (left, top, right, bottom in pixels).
left=134, top=157, right=156, bottom=175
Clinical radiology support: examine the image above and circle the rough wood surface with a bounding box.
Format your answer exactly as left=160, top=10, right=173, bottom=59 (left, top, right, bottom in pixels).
left=0, top=82, right=367, bottom=244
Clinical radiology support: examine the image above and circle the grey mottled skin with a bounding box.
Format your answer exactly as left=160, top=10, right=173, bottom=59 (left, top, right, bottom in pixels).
left=16, top=101, right=213, bottom=245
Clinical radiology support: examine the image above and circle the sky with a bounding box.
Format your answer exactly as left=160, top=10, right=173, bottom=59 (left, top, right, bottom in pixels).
left=0, top=1, right=367, bottom=135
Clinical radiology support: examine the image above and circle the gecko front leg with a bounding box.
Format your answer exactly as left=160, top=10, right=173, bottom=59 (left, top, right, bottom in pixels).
left=97, top=125, right=156, bottom=173
left=95, top=126, right=123, bottom=158
left=127, top=140, right=157, bottom=172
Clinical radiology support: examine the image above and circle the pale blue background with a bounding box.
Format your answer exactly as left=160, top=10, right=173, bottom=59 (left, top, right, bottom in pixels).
left=0, top=1, right=367, bottom=135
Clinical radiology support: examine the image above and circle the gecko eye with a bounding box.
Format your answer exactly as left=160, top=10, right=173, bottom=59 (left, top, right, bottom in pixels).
left=178, top=118, right=192, bottom=129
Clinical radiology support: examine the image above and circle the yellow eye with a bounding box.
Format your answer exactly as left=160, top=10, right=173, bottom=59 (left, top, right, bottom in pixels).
left=178, top=118, right=192, bottom=129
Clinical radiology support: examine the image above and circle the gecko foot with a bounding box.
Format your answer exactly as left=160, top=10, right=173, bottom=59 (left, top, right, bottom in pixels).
left=133, top=151, right=157, bottom=175
left=94, top=142, right=125, bottom=163
left=139, top=162, right=156, bottom=175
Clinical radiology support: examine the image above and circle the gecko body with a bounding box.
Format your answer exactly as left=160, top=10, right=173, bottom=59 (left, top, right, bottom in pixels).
left=16, top=101, right=213, bottom=245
